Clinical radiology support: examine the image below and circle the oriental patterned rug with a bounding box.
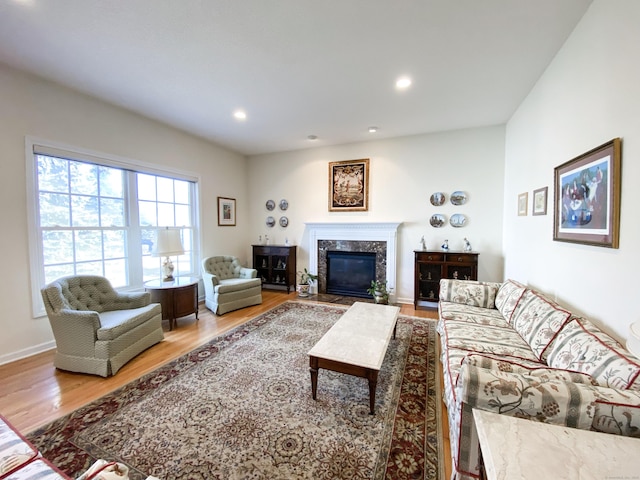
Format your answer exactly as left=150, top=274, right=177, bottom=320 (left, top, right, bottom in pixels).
left=28, top=301, right=443, bottom=480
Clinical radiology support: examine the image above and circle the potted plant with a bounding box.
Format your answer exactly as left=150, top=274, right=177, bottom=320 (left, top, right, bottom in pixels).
left=366, top=280, right=390, bottom=304
left=297, top=268, right=318, bottom=297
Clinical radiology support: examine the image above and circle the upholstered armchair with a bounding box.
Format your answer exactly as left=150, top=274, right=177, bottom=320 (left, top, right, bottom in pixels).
left=201, top=256, right=262, bottom=315
left=41, top=275, right=164, bottom=377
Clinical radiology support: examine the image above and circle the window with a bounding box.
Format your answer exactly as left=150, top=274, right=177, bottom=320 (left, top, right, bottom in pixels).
left=27, top=139, right=199, bottom=316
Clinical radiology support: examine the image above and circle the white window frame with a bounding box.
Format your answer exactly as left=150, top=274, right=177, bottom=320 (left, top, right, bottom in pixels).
left=26, top=136, right=202, bottom=318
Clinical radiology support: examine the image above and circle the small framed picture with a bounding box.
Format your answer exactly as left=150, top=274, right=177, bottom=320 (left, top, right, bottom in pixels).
left=532, top=187, right=548, bottom=216
left=217, top=196, right=236, bottom=226
left=517, top=192, right=528, bottom=216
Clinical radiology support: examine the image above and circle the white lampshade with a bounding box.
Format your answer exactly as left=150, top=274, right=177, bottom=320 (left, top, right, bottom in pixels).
left=153, top=228, right=184, bottom=257
left=152, top=228, right=184, bottom=281
left=627, top=322, right=640, bottom=360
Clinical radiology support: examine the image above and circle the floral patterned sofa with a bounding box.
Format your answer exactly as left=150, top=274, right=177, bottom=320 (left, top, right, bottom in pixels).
left=437, top=278, right=640, bottom=480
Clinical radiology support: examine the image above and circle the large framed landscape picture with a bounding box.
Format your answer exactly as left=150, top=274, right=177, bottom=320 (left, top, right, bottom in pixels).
left=328, top=158, right=369, bottom=212
left=553, top=138, right=621, bottom=248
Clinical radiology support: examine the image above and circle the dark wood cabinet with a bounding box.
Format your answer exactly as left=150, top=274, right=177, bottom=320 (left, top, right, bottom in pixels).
left=252, top=245, right=297, bottom=293
left=414, top=250, right=479, bottom=309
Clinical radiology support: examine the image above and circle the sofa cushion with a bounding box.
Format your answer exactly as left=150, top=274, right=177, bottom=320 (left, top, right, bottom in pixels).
left=510, top=289, right=572, bottom=361
left=441, top=319, right=539, bottom=361
left=462, top=353, right=597, bottom=385
left=439, top=280, right=501, bottom=309
left=0, top=414, right=39, bottom=479
left=590, top=386, right=640, bottom=435
left=439, top=301, right=508, bottom=327
left=547, top=317, right=640, bottom=390
left=494, top=279, right=526, bottom=323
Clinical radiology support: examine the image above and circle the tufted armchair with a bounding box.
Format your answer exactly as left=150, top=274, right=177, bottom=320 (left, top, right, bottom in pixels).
left=201, top=256, right=262, bottom=315
left=41, top=275, right=164, bottom=377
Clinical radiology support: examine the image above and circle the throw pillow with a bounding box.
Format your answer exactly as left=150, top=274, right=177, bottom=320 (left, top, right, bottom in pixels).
left=547, top=317, right=640, bottom=390
left=439, top=280, right=501, bottom=309
left=494, top=279, right=526, bottom=323
left=510, top=289, right=572, bottom=361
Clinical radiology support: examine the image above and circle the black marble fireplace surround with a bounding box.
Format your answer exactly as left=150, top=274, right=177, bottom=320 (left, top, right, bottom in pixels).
left=317, top=240, right=387, bottom=295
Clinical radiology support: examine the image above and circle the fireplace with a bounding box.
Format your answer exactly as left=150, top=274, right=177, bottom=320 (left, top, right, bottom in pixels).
left=326, top=251, right=376, bottom=297
left=305, top=222, right=401, bottom=300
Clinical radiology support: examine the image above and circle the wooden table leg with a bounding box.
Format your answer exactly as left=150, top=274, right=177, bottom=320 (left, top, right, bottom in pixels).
left=367, top=369, right=379, bottom=414
left=309, top=356, right=319, bottom=400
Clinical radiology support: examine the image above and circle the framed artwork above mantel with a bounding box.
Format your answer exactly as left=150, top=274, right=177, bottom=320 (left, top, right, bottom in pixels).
left=328, top=158, right=369, bottom=212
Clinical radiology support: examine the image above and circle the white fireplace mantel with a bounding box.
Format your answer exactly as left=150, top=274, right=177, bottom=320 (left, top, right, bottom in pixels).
left=305, top=222, right=402, bottom=293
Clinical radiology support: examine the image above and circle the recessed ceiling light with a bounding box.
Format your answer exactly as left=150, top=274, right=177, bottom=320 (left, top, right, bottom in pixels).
left=368, top=126, right=378, bottom=133
left=395, top=76, right=412, bottom=90
left=307, top=135, right=318, bottom=141
left=233, top=110, right=247, bottom=120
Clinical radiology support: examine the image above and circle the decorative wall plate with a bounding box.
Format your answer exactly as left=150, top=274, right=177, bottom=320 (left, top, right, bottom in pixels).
left=266, top=200, right=275, bottom=211
left=430, top=192, right=446, bottom=206
left=450, top=191, right=467, bottom=205
left=266, top=216, right=275, bottom=227
left=279, top=216, right=288, bottom=227
left=450, top=213, right=467, bottom=227
left=430, top=214, right=446, bottom=228
left=279, top=199, right=289, bottom=210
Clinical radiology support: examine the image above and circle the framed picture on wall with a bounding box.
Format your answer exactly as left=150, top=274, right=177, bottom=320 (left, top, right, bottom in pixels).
left=517, top=192, right=528, bottom=216
left=532, top=186, right=548, bottom=216
left=217, top=196, right=236, bottom=226
left=553, top=138, right=621, bottom=248
left=328, top=158, right=369, bottom=211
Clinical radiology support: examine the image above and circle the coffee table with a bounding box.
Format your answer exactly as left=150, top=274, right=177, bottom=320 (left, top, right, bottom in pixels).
left=308, top=301, right=400, bottom=414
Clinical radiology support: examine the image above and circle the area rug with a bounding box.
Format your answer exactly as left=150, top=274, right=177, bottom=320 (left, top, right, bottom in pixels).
left=28, top=301, right=442, bottom=480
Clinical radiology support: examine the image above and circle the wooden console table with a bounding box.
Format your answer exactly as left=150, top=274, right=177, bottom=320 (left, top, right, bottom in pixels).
left=144, top=276, right=199, bottom=330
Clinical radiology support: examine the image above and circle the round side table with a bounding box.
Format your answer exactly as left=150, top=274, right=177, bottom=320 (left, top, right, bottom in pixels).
left=144, top=276, right=199, bottom=330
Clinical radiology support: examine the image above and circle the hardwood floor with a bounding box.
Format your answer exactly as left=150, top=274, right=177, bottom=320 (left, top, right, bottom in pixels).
left=0, top=290, right=450, bottom=478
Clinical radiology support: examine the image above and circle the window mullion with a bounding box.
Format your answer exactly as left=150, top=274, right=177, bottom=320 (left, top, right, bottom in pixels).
left=126, top=170, right=144, bottom=287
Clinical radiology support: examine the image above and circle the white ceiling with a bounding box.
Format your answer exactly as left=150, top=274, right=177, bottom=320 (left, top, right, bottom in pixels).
left=0, top=0, right=592, bottom=156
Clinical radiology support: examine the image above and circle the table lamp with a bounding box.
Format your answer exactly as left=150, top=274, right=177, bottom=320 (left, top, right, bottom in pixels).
left=153, top=227, right=184, bottom=281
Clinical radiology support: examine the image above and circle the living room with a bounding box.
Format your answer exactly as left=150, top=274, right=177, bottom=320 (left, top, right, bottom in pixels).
left=1, top=0, right=637, bottom=366
left=1, top=0, right=639, bottom=478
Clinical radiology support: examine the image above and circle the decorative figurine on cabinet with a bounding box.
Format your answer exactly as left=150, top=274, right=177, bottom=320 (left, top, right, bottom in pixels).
left=420, top=236, right=427, bottom=251
left=463, top=237, right=472, bottom=252
left=441, top=239, right=449, bottom=252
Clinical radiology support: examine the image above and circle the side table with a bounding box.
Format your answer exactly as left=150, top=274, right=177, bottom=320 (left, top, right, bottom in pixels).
left=473, top=408, right=640, bottom=480
left=144, top=276, right=199, bottom=330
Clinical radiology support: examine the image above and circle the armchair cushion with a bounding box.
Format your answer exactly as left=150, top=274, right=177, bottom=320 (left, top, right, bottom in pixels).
left=97, top=304, right=162, bottom=341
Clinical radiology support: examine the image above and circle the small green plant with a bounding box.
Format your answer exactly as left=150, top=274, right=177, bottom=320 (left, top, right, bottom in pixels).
left=366, top=280, right=389, bottom=304
left=298, top=267, right=318, bottom=285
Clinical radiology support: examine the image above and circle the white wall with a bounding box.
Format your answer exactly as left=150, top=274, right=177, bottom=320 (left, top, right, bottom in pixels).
left=247, top=127, right=506, bottom=304
left=503, top=0, right=640, bottom=341
left=0, top=63, right=248, bottom=364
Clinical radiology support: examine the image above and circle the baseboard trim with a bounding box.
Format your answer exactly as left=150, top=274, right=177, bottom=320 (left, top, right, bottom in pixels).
left=0, top=341, right=55, bottom=366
